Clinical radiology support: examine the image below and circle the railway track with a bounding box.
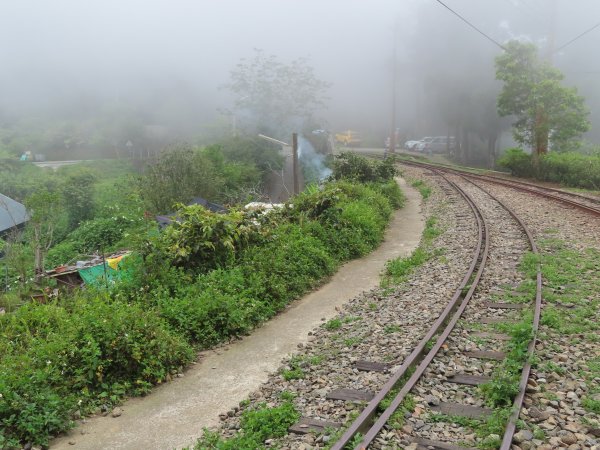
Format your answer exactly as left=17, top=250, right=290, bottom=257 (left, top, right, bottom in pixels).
left=397, top=158, right=600, bottom=218
left=209, top=153, right=600, bottom=448
left=298, top=170, right=541, bottom=450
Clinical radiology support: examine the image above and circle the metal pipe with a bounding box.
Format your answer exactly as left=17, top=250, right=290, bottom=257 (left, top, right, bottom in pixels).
left=257, top=134, right=290, bottom=146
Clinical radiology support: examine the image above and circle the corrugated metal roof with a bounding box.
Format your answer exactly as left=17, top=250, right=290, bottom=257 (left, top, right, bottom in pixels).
left=0, top=193, right=29, bottom=233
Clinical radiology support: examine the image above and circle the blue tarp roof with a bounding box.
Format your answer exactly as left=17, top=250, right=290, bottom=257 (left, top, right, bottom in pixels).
left=0, top=193, right=29, bottom=233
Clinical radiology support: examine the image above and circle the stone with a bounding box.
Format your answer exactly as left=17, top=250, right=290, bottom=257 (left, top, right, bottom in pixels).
left=514, top=430, right=534, bottom=443
left=111, top=407, right=123, bottom=418
left=561, top=432, right=577, bottom=445
left=424, top=395, right=440, bottom=406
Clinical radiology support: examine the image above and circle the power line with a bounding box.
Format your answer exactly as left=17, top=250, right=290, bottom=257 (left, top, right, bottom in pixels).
left=555, top=21, right=600, bottom=53
left=435, top=0, right=507, bottom=51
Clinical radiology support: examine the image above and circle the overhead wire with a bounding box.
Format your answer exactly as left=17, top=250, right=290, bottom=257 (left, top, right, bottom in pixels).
left=554, top=21, right=600, bottom=52
left=434, top=0, right=507, bottom=50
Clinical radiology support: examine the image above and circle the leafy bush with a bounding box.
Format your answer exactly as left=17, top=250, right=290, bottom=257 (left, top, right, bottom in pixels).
left=194, top=402, right=299, bottom=449
left=538, top=151, right=600, bottom=189
left=497, top=147, right=600, bottom=189
left=2, top=173, right=404, bottom=447
left=330, top=152, right=397, bottom=183
left=46, top=215, right=145, bottom=267
left=0, top=296, right=193, bottom=446
left=154, top=206, right=261, bottom=272
left=497, top=147, right=533, bottom=177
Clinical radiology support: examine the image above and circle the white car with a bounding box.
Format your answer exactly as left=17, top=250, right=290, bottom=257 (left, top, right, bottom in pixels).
left=403, top=140, right=420, bottom=151
left=415, top=137, right=435, bottom=152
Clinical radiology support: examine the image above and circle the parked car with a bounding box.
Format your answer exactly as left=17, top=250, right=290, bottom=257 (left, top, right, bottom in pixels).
left=414, top=137, right=435, bottom=152
left=421, top=136, right=456, bottom=154
left=403, top=140, right=421, bottom=150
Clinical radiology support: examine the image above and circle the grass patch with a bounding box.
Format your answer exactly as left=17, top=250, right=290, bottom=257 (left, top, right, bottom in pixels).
left=381, top=215, right=442, bottom=287
left=429, top=408, right=511, bottom=450
left=384, top=324, right=402, bottom=334
left=194, top=401, right=300, bottom=449
left=411, top=179, right=432, bottom=199
left=325, top=318, right=342, bottom=330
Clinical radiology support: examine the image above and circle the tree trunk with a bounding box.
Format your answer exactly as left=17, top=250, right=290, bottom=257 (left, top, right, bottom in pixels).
left=535, top=108, right=549, bottom=156
left=33, top=227, right=44, bottom=283
left=488, top=133, right=498, bottom=169
left=461, top=127, right=469, bottom=164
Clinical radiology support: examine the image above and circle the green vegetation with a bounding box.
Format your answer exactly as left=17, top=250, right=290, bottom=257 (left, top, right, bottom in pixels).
left=280, top=355, right=323, bottom=381
left=194, top=402, right=300, bottom=449
left=1, top=152, right=403, bottom=447
left=0, top=295, right=194, bottom=448
left=384, top=324, right=401, bottom=334
left=429, top=408, right=511, bottom=450
left=411, top=179, right=432, bottom=199
left=381, top=216, right=441, bottom=286
left=497, top=147, right=600, bottom=189
left=138, top=139, right=281, bottom=213
left=325, top=318, right=342, bottom=330
left=480, top=316, right=533, bottom=408
left=496, top=41, right=589, bottom=157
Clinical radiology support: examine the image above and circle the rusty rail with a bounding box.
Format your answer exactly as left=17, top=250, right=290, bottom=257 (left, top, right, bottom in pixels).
left=331, top=171, right=489, bottom=450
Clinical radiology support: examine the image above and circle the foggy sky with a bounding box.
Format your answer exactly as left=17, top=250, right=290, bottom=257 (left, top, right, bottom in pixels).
left=1, top=0, right=599, bottom=143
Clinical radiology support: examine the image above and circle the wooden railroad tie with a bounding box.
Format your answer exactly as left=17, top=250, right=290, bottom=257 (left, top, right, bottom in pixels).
left=353, top=360, right=388, bottom=372
left=446, top=374, right=492, bottom=386
left=326, top=388, right=374, bottom=402
left=470, top=331, right=510, bottom=341
left=478, top=317, right=517, bottom=324
left=289, top=417, right=341, bottom=435
left=463, top=350, right=506, bottom=360
left=430, top=401, right=493, bottom=419
left=482, top=301, right=526, bottom=309
left=413, top=437, right=478, bottom=450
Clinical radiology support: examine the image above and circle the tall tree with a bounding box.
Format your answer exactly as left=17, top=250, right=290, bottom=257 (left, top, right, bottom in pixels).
left=138, top=144, right=223, bottom=213
left=62, top=168, right=97, bottom=230
left=495, top=41, right=590, bottom=157
left=227, top=49, right=330, bottom=138
left=24, top=190, right=62, bottom=281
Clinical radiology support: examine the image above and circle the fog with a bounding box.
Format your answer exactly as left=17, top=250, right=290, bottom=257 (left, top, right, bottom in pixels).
left=1, top=0, right=599, bottom=159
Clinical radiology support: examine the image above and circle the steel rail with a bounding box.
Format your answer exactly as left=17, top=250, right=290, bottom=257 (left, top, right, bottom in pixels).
left=398, top=158, right=600, bottom=217
left=345, top=152, right=543, bottom=448
left=330, top=171, right=489, bottom=450
left=469, top=173, right=600, bottom=206
left=349, top=173, right=490, bottom=450
left=458, top=176, right=542, bottom=450
left=461, top=172, right=600, bottom=215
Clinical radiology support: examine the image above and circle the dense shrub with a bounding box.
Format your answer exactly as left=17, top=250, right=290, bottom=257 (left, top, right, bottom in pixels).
left=0, top=296, right=193, bottom=446
left=153, top=206, right=262, bottom=272
left=329, top=151, right=397, bottom=183
left=538, top=151, right=600, bottom=189
left=496, top=147, right=533, bottom=178
left=46, top=215, right=145, bottom=267
left=497, top=147, right=600, bottom=189
left=2, top=152, right=404, bottom=447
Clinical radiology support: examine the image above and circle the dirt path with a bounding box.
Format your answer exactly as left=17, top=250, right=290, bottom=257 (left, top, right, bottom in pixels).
left=50, top=178, right=424, bottom=450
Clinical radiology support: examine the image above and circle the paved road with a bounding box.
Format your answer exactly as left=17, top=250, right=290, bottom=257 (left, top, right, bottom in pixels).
left=33, top=160, right=83, bottom=170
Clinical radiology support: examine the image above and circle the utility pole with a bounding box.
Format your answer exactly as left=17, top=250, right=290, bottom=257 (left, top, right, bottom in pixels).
left=292, top=133, right=299, bottom=195
left=389, top=22, right=398, bottom=155
left=547, top=0, right=557, bottom=63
